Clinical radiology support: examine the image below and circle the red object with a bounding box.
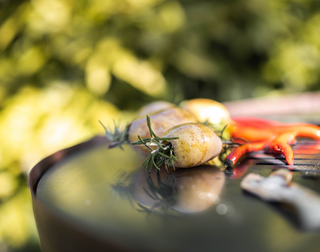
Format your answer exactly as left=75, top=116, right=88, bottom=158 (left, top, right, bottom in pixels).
left=224, top=118, right=320, bottom=167
left=225, top=141, right=269, bottom=167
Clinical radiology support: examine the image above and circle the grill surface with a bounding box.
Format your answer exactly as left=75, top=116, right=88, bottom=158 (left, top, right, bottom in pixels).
left=31, top=133, right=320, bottom=252
left=247, top=140, right=320, bottom=171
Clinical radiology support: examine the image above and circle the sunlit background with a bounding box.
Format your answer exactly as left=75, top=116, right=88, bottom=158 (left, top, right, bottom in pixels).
left=1, top=0, right=320, bottom=251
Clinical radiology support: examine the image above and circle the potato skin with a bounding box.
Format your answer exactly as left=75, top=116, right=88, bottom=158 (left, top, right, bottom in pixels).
left=136, top=101, right=175, bottom=117
left=180, top=98, right=230, bottom=126
left=163, top=123, right=222, bottom=168
left=129, top=107, right=197, bottom=156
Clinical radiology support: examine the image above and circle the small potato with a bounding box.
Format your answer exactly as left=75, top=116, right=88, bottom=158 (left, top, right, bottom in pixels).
left=162, top=123, right=222, bottom=168
left=129, top=107, right=197, bottom=156
left=136, top=101, right=175, bottom=117
left=180, top=98, right=230, bottom=126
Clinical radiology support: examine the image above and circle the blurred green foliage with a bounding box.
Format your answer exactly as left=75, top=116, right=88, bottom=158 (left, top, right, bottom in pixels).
left=1, top=0, right=320, bottom=251
left=1, top=0, right=320, bottom=108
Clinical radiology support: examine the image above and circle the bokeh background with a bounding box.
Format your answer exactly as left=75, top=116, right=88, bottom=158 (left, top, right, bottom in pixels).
left=1, top=0, right=320, bottom=251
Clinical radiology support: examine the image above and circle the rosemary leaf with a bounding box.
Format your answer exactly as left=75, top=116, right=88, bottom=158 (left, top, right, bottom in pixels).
left=152, top=138, right=164, bottom=150
left=100, top=120, right=129, bottom=149
left=157, top=152, right=171, bottom=159
left=146, top=115, right=158, bottom=138
left=132, top=115, right=179, bottom=172
left=152, top=154, right=161, bottom=170
left=141, top=154, right=152, bottom=169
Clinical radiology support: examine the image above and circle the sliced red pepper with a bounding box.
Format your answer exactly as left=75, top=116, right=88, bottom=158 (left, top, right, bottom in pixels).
left=224, top=141, right=269, bottom=167
left=230, top=122, right=320, bottom=141
left=231, top=117, right=285, bottom=128
left=225, top=118, right=320, bottom=167
left=229, top=125, right=275, bottom=142
left=270, top=132, right=297, bottom=165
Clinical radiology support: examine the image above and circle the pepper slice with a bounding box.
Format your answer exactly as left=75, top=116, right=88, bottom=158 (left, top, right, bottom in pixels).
left=225, top=141, right=270, bottom=167
left=270, top=131, right=297, bottom=165
left=225, top=118, right=320, bottom=167
left=232, top=117, right=285, bottom=128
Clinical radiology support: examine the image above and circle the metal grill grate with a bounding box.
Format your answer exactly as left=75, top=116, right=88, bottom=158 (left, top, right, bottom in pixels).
left=246, top=140, right=320, bottom=171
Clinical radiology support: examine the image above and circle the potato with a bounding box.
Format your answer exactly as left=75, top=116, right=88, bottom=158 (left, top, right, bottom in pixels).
left=180, top=98, right=230, bottom=127
left=162, top=123, right=222, bottom=168
left=136, top=101, right=175, bottom=117
left=128, top=107, right=197, bottom=156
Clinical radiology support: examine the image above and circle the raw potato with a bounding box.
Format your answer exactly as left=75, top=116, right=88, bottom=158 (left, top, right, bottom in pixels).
left=180, top=98, right=230, bottom=126
left=129, top=107, right=197, bottom=156
left=136, top=101, right=175, bottom=117
left=162, top=123, right=222, bottom=168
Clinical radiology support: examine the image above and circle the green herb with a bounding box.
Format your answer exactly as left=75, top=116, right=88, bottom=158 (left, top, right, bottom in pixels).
left=99, top=120, right=129, bottom=150
left=202, top=120, right=230, bottom=140
left=201, top=119, right=214, bottom=128
left=131, top=115, right=179, bottom=172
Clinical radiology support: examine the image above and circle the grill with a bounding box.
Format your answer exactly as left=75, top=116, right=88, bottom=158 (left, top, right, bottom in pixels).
left=29, top=127, right=320, bottom=252
left=247, top=140, right=320, bottom=170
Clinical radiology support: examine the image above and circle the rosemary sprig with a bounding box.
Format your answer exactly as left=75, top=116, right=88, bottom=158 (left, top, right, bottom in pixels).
left=131, top=115, right=179, bottom=173
left=220, top=124, right=228, bottom=138
left=202, top=120, right=231, bottom=141
left=99, top=120, right=129, bottom=150
left=202, top=119, right=214, bottom=128
left=203, top=121, right=246, bottom=147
